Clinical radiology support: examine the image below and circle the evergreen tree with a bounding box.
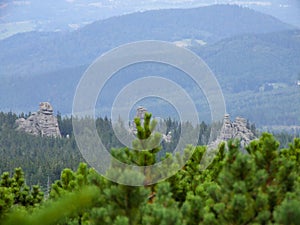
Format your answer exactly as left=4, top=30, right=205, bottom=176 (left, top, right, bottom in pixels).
left=142, top=182, right=183, bottom=225
left=0, top=168, right=44, bottom=219
left=3, top=109, right=300, bottom=225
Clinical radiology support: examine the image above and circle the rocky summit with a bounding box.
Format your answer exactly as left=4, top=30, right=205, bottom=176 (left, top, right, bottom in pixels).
left=16, top=102, right=61, bottom=138
left=209, top=114, right=256, bottom=150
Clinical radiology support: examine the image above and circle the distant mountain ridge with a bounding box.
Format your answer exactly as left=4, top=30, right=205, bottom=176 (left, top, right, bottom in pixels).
left=1, top=0, right=299, bottom=38
left=0, top=5, right=293, bottom=77
left=1, top=29, right=299, bottom=127
left=0, top=5, right=299, bottom=127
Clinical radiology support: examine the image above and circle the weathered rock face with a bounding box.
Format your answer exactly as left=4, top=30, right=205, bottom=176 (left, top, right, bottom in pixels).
left=209, top=114, right=256, bottom=149
left=16, top=102, right=61, bottom=138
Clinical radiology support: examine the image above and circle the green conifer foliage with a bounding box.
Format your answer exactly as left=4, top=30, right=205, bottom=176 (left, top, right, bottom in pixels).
left=90, top=181, right=148, bottom=225
left=0, top=185, right=14, bottom=218
left=142, top=182, right=183, bottom=225
left=110, top=112, right=162, bottom=189
left=2, top=108, right=300, bottom=225
left=274, top=194, right=300, bottom=225
left=0, top=168, right=43, bottom=212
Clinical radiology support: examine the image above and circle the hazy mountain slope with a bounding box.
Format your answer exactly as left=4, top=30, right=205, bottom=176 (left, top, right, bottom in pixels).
left=0, top=5, right=293, bottom=78
left=0, top=65, right=86, bottom=113
left=1, top=0, right=299, bottom=36
left=194, top=29, right=300, bottom=93
left=1, top=29, right=299, bottom=127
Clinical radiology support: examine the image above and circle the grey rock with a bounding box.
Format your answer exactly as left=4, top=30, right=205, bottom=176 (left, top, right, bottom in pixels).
left=209, top=114, right=256, bottom=150
left=16, top=102, right=61, bottom=138
left=39, top=102, right=53, bottom=115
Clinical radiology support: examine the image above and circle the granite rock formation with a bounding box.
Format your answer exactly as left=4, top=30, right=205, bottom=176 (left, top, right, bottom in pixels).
left=16, top=102, right=61, bottom=138
left=209, top=114, right=256, bottom=149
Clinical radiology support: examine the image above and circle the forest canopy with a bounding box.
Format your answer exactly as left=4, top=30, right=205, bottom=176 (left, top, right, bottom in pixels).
left=0, top=111, right=300, bottom=224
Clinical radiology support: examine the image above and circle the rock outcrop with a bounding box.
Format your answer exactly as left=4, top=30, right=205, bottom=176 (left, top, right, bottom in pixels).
left=128, top=106, right=172, bottom=142
left=16, top=102, right=61, bottom=138
left=209, top=114, right=256, bottom=149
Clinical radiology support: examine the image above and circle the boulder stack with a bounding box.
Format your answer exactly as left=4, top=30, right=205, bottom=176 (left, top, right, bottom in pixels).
left=16, top=102, right=61, bottom=138
left=209, top=114, right=256, bottom=149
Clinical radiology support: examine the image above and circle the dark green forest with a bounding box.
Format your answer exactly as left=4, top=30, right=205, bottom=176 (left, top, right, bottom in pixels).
left=1, top=111, right=300, bottom=224
left=0, top=111, right=213, bottom=189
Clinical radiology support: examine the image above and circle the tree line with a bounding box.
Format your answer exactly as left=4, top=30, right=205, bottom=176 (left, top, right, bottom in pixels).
left=0, top=111, right=295, bottom=189
left=1, top=112, right=300, bottom=224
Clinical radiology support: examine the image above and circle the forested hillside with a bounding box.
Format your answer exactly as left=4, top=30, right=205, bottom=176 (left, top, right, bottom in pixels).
left=0, top=5, right=297, bottom=121
left=2, top=2, right=300, bottom=224
left=1, top=112, right=300, bottom=224
left=0, top=111, right=296, bottom=189
left=0, top=5, right=292, bottom=78
left=0, top=112, right=82, bottom=189
left=195, top=30, right=300, bottom=93
left=0, top=111, right=208, bottom=188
